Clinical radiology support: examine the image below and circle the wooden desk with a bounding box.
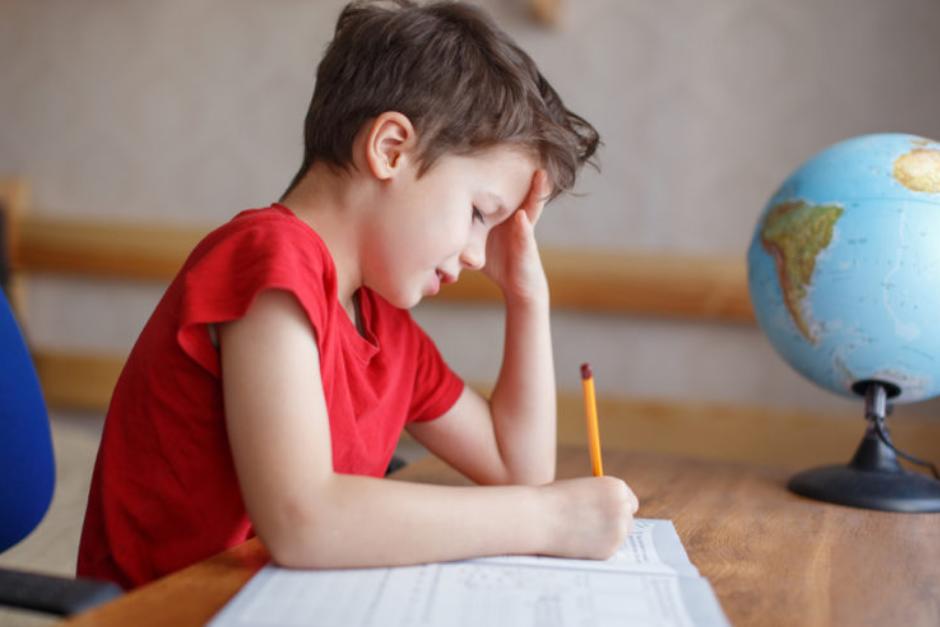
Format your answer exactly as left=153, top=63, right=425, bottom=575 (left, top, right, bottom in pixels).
left=67, top=447, right=940, bottom=626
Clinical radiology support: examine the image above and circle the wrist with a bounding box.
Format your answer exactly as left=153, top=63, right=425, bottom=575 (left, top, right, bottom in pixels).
left=532, top=483, right=565, bottom=555
left=502, top=280, right=550, bottom=310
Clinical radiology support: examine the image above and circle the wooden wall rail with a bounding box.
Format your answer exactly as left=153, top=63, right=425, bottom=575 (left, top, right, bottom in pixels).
left=11, top=213, right=756, bottom=324
left=0, top=179, right=29, bottom=314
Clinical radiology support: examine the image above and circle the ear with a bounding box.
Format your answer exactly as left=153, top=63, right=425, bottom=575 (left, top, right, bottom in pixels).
left=363, top=112, right=417, bottom=181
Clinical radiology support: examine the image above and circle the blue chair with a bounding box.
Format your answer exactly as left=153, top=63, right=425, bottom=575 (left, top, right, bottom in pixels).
left=0, top=288, right=121, bottom=616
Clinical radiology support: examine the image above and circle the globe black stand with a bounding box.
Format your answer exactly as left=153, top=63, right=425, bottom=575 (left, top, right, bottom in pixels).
left=788, top=381, right=940, bottom=512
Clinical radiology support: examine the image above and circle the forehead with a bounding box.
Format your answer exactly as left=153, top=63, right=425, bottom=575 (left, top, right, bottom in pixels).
left=451, top=145, right=538, bottom=194
left=469, top=144, right=538, bottom=173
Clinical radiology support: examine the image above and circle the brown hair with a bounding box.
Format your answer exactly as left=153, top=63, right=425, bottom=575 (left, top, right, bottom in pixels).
left=282, top=0, right=599, bottom=200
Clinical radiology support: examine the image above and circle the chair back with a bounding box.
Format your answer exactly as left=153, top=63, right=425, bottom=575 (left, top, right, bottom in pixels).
left=0, top=289, right=55, bottom=553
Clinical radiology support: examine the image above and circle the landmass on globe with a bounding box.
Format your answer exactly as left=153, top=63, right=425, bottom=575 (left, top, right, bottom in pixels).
left=893, top=147, right=940, bottom=193
left=759, top=200, right=843, bottom=344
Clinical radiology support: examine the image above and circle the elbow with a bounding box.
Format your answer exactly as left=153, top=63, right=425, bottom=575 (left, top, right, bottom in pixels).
left=259, top=510, right=313, bottom=569
left=256, top=494, right=344, bottom=569
left=264, top=516, right=346, bottom=570
left=265, top=532, right=309, bottom=569
left=503, top=454, right=556, bottom=486
left=269, top=543, right=320, bottom=570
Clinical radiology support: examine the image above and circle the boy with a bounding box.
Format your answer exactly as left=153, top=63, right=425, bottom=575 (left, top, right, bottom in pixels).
left=78, top=0, right=638, bottom=589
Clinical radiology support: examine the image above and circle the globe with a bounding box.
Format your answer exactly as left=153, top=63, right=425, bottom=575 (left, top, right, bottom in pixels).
left=747, top=133, right=940, bottom=404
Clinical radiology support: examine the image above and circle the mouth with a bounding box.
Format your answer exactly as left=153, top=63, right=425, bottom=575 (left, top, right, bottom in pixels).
left=436, top=269, right=457, bottom=285
left=425, top=271, right=441, bottom=296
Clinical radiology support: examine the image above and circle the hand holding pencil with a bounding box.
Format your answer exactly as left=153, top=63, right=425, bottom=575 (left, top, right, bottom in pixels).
left=529, top=363, right=638, bottom=561
left=579, top=362, right=638, bottom=515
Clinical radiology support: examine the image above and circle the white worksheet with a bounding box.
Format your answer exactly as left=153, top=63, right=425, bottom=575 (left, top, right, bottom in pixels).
left=209, top=519, right=729, bottom=627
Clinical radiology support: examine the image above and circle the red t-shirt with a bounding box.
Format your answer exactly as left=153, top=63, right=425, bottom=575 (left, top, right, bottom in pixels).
left=77, top=204, right=464, bottom=589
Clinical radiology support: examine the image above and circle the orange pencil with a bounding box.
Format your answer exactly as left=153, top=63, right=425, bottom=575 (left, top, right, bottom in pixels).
left=580, top=363, right=604, bottom=476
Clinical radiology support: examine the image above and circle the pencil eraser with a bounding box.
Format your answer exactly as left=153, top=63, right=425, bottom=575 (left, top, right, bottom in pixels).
left=580, top=363, right=592, bottom=379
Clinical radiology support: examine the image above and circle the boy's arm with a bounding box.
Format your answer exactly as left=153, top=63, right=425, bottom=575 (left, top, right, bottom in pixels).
left=220, top=289, right=632, bottom=569
left=406, top=292, right=555, bottom=486
left=407, top=171, right=556, bottom=486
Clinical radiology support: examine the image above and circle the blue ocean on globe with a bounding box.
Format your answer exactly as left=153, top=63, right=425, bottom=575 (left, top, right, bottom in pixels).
left=747, top=133, right=940, bottom=403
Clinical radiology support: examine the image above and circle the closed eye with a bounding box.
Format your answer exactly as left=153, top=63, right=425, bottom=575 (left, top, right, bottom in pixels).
left=472, top=205, right=485, bottom=225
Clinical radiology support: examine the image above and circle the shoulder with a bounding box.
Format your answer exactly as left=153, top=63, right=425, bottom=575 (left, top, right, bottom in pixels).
left=171, top=205, right=340, bottom=375
left=185, top=204, right=334, bottom=275
left=208, top=204, right=325, bottom=252
left=173, top=203, right=341, bottom=318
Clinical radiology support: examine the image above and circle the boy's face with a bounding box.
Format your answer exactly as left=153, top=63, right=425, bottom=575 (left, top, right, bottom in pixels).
left=361, top=145, right=538, bottom=309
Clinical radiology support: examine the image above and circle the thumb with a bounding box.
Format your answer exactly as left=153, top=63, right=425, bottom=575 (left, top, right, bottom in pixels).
left=514, top=210, right=535, bottom=248
left=516, top=209, right=532, bottom=236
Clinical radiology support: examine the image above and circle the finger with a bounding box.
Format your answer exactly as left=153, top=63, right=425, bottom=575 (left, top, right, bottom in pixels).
left=538, top=169, right=554, bottom=200
left=515, top=209, right=534, bottom=244
left=524, top=170, right=549, bottom=227
left=530, top=170, right=550, bottom=221
left=623, top=485, right=639, bottom=514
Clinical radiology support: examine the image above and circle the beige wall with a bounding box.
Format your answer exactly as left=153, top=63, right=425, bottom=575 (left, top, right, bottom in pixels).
left=3, top=0, right=940, bottom=419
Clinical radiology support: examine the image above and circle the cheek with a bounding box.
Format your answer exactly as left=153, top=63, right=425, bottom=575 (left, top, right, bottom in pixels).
left=442, top=211, right=474, bottom=249
left=414, top=213, right=467, bottom=259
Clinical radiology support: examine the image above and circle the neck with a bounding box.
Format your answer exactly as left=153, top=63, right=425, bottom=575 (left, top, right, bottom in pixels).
left=280, top=163, right=370, bottom=311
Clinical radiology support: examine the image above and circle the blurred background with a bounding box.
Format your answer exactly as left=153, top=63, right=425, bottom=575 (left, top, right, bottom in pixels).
left=1, top=0, right=939, bottom=620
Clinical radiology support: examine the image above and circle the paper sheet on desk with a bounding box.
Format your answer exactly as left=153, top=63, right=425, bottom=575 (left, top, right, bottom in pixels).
left=209, top=519, right=729, bottom=627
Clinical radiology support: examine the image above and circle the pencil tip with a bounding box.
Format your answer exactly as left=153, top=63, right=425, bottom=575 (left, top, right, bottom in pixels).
left=580, top=363, right=592, bottom=379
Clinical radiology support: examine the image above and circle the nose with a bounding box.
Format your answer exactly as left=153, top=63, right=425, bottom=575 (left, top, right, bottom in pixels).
left=459, top=236, right=486, bottom=271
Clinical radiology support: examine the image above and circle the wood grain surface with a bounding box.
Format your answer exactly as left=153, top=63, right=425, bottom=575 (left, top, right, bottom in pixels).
left=66, top=447, right=940, bottom=627
left=394, top=449, right=940, bottom=626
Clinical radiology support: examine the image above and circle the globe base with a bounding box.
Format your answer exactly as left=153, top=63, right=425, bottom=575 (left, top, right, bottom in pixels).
left=788, top=381, right=940, bottom=512
left=788, top=464, right=940, bottom=513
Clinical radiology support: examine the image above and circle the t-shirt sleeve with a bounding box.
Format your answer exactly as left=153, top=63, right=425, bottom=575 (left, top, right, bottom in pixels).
left=407, top=321, right=465, bottom=423
left=175, top=219, right=331, bottom=377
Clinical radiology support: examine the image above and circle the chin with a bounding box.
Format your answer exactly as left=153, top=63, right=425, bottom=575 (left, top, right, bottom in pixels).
left=401, top=292, right=424, bottom=310
left=380, top=286, right=423, bottom=310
